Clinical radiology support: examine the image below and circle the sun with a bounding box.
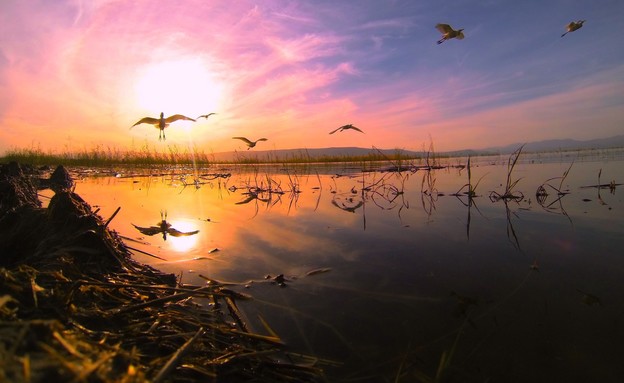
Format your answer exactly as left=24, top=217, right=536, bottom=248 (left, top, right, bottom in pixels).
left=134, top=58, right=222, bottom=122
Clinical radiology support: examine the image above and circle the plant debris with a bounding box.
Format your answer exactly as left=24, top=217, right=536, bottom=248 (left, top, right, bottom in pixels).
left=0, top=162, right=324, bottom=383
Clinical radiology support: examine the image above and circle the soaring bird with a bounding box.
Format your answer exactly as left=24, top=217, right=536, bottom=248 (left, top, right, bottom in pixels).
left=435, top=23, right=465, bottom=44
left=561, top=20, right=585, bottom=37
left=232, top=136, right=268, bottom=149
left=197, top=112, right=217, bottom=120
left=329, top=124, right=364, bottom=134
left=131, top=112, right=195, bottom=140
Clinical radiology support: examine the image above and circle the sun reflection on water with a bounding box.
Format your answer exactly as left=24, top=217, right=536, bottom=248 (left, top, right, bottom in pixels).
left=165, top=220, right=200, bottom=252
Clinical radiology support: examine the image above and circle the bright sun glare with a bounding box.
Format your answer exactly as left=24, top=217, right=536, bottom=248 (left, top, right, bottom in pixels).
left=134, top=59, right=222, bottom=127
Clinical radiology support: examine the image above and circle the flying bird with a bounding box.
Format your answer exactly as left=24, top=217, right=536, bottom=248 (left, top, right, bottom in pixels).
left=197, top=113, right=217, bottom=120
left=132, top=211, right=199, bottom=241
left=131, top=112, right=195, bottom=140
left=561, top=20, right=585, bottom=37
left=329, top=124, right=364, bottom=134
left=435, top=23, right=465, bottom=44
left=232, top=136, right=268, bottom=149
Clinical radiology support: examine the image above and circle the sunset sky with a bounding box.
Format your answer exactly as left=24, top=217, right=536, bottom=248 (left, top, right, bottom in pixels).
left=1, top=0, right=623, bottom=155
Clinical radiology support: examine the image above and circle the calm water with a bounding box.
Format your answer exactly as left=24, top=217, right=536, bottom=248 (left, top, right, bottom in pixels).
left=66, top=153, right=623, bottom=382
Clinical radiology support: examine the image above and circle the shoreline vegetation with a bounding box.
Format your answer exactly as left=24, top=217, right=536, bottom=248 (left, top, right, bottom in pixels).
left=1, top=144, right=623, bottom=168
left=0, top=145, right=418, bottom=167
left=0, top=162, right=325, bottom=382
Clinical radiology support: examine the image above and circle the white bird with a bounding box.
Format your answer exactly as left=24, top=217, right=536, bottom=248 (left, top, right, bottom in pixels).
left=436, top=23, right=465, bottom=44
left=329, top=124, right=364, bottom=135
left=561, top=20, right=585, bottom=37
left=131, top=112, right=195, bottom=140
left=232, top=136, right=268, bottom=149
left=197, top=113, right=217, bottom=120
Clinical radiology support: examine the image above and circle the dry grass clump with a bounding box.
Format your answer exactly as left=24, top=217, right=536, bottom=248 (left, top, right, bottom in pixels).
left=0, top=162, right=324, bottom=383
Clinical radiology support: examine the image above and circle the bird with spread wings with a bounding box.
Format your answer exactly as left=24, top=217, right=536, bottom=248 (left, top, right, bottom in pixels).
left=435, top=23, right=465, bottom=44
left=232, top=136, right=268, bottom=149
left=329, top=124, right=364, bottom=135
left=131, top=112, right=195, bottom=140
left=197, top=112, right=217, bottom=120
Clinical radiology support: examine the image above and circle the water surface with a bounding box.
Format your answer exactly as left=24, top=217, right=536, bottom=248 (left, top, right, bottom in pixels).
left=70, top=154, right=624, bottom=382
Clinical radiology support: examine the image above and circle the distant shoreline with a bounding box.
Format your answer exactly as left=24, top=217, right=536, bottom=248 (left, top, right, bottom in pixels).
left=1, top=145, right=622, bottom=168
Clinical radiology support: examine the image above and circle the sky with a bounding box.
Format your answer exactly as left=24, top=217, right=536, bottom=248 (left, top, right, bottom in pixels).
left=1, top=0, right=623, bottom=155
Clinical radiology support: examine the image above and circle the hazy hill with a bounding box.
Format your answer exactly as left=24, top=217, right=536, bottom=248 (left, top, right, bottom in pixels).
left=208, top=135, right=624, bottom=162
left=486, top=135, right=624, bottom=154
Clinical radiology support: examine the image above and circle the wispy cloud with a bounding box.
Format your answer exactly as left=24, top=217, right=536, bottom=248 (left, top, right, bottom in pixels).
left=422, top=69, right=624, bottom=150
left=1, top=0, right=624, bottom=153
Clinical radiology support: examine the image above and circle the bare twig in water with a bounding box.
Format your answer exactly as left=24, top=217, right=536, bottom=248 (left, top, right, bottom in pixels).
left=102, top=206, right=121, bottom=229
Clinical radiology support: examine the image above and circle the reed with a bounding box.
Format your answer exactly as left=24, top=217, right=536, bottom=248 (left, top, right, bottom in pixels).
left=454, top=156, right=487, bottom=198
left=536, top=161, right=574, bottom=207
left=489, top=144, right=525, bottom=202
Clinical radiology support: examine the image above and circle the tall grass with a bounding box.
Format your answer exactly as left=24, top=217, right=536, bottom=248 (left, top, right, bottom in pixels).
left=454, top=156, right=487, bottom=198
left=1, top=144, right=215, bottom=167
left=489, top=144, right=525, bottom=202
left=1, top=144, right=422, bottom=167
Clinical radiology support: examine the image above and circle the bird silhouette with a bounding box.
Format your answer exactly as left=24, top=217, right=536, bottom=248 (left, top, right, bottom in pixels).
left=561, top=20, right=585, bottom=37
left=329, top=124, right=364, bottom=134
left=132, top=211, right=199, bottom=241
left=436, top=23, right=465, bottom=44
left=131, top=112, right=195, bottom=140
left=197, top=113, right=217, bottom=120
left=232, top=136, right=268, bottom=149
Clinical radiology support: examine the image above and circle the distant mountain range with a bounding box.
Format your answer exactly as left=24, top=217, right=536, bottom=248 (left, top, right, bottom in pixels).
left=208, top=135, right=624, bottom=162
left=484, top=135, right=624, bottom=154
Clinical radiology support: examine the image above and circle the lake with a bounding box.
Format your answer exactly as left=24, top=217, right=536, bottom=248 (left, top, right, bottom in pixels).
left=58, top=150, right=624, bottom=382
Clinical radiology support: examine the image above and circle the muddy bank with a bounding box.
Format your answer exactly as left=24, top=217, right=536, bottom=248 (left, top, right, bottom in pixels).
left=0, top=162, right=322, bottom=382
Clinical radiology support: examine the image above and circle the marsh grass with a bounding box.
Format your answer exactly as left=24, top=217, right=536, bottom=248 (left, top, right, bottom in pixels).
left=536, top=161, right=573, bottom=200
left=418, top=140, right=440, bottom=220
left=421, top=139, right=442, bottom=194
left=454, top=156, right=487, bottom=198
left=451, top=157, right=487, bottom=239
left=489, top=144, right=525, bottom=202
left=1, top=144, right=216, bottom=167
left=484, top=145, right=527, bottom=249
left=2, top=144, right=425, bottom=169
left=535, top=162, right=574, bottom=221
